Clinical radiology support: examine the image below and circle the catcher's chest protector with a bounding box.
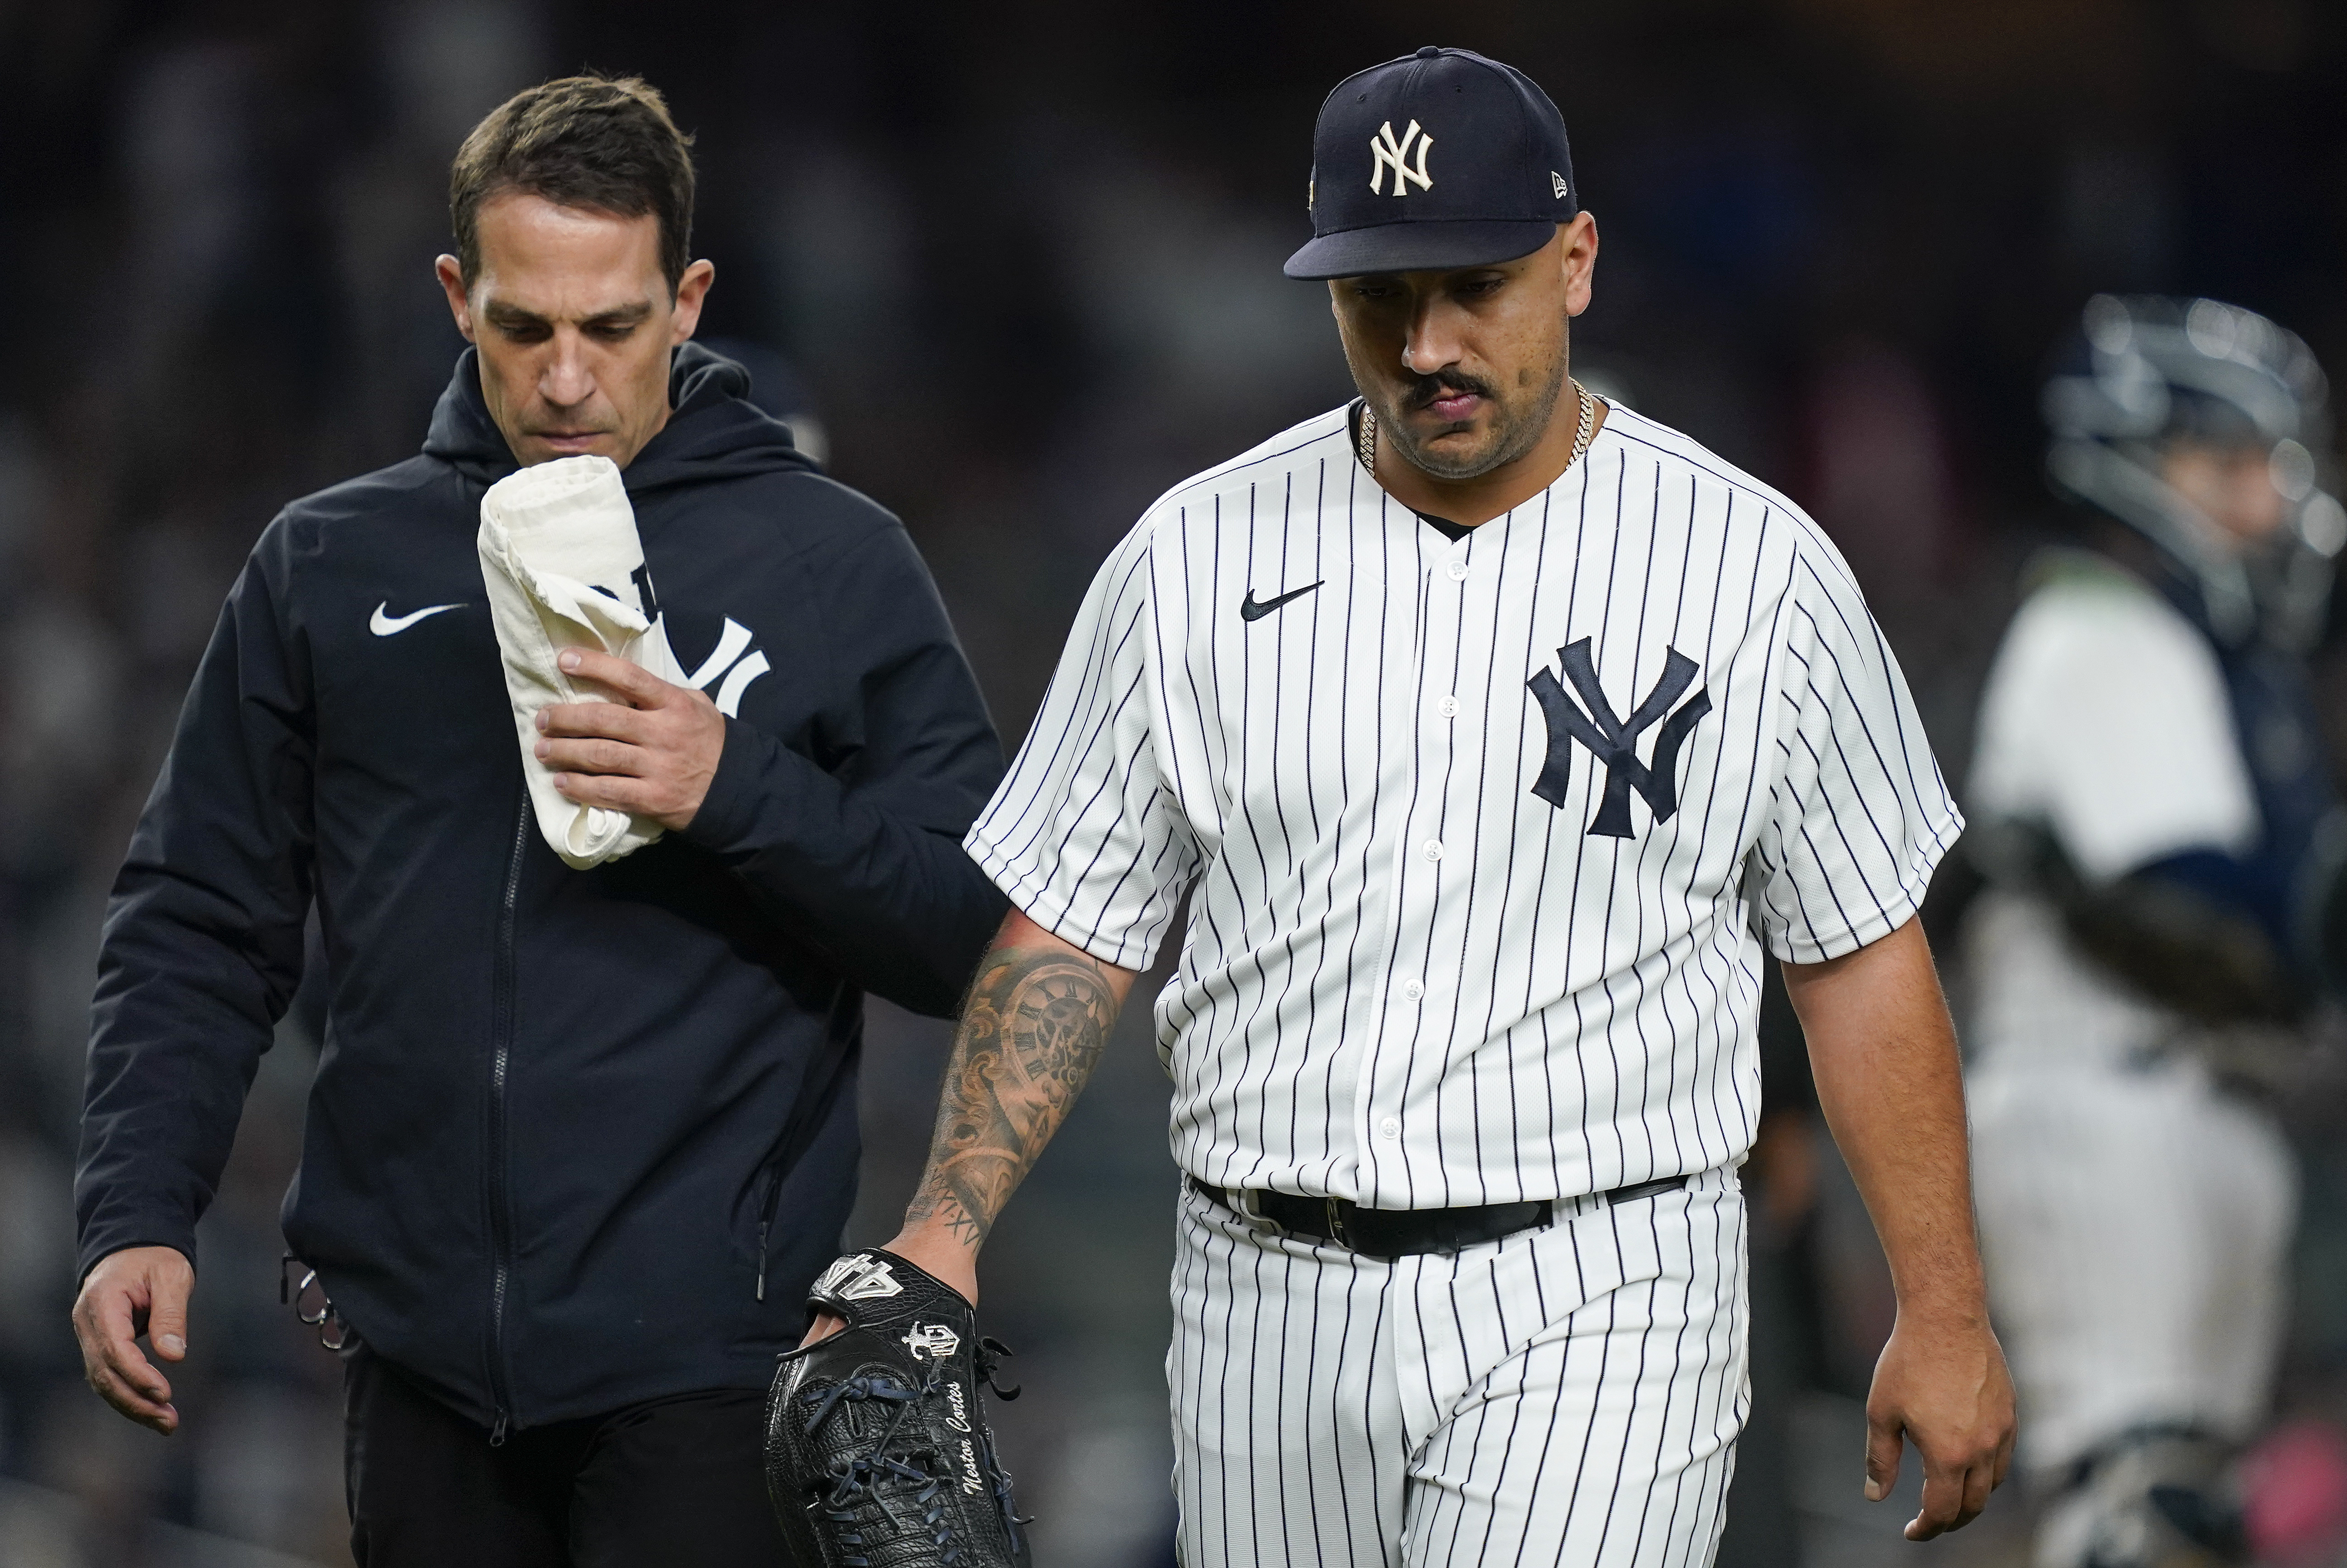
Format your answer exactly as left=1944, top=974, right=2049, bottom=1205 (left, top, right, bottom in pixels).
left=766, top=1250, right=1032, bottom=1568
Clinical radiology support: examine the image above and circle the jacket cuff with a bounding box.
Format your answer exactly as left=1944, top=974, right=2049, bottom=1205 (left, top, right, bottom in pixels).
left=78, top=1222, right=198, bottom=1284
left=680, top=716, right=766, bottom=853
left=680, top=717, right=829, bottom=856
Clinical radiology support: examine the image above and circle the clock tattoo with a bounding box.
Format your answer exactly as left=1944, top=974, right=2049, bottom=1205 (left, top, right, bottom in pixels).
left=907, top=943, right=1120, bottom=1246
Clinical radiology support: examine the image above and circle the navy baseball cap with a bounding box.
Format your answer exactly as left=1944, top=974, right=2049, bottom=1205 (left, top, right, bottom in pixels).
left=1285, top=46, right=1578, bottom=281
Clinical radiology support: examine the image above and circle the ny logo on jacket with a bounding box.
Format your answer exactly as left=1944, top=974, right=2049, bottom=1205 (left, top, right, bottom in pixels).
left=683, top=617, right=770, bottom=717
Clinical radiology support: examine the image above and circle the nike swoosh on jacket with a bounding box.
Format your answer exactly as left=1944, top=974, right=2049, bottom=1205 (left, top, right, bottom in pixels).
left=370, top=600, right=464, bottom=635
left=77, top=345, right=1009, bottom=1433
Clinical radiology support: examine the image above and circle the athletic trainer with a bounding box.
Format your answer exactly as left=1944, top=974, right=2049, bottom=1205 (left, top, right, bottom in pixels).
left=72, top=75, right=1005, bottom=1565
left=817, top=46, right=2013, bottom=1566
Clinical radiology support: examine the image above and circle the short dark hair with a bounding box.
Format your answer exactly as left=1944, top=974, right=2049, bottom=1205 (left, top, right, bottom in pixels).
left=450, top=75, right=696, bottom=296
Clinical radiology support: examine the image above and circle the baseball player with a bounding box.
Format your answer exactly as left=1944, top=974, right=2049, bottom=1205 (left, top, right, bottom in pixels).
left=1965, top=296, right=2343, bottom=1568
left=803, top=46, right=2014, bottom=1567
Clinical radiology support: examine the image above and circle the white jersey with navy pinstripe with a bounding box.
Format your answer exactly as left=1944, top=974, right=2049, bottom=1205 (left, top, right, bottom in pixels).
left=966, top=399, right=1959, bottom=1209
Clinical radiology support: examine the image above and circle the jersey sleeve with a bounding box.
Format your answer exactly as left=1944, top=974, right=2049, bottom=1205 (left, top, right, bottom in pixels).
left=1746, top=544, right=1963, bottom=964
left=964, top=523, right=1199, bottom=971
left=1965, top=578, right=2255, bottom=883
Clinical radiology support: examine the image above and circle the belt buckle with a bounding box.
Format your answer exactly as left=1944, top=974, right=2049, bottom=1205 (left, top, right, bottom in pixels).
left=1324, top=1197, right=1352, bottom=1250
left=1227, top=1187, right=1284, bottom=1239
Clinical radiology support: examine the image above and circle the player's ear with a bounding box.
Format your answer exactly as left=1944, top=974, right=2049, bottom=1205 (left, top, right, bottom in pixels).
left=1562, top=215, right=1599, bottom=318
left=668, top=259, right=716, bottom=343
left=435, top=255, right=476, bottom=343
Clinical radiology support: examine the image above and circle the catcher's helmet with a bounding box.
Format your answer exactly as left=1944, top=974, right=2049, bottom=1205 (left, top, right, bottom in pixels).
left=2042, top=294, right=2344, bottom=646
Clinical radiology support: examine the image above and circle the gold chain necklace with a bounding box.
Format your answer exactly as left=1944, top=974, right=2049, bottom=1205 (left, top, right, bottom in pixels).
left=1357, top=379, right=1597, bottom=479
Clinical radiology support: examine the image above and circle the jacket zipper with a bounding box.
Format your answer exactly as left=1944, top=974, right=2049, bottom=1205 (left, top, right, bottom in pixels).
left=754, top=1162, right=785, bottom=1302
left=486, top=795, right=529, bottom=1444
left=746, top=1022, right=859, bottom=1305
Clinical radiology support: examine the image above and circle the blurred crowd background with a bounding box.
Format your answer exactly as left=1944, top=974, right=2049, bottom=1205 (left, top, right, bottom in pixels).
left=4, top=0, right=2347, bottom=1564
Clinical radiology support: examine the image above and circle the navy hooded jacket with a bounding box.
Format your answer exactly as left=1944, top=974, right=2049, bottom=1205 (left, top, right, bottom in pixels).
left=77, top=344, right=1008, bottom=1432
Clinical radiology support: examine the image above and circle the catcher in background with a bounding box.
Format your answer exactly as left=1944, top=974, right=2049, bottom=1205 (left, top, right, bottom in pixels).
left=1964, top=296, right=2346, bottom=1568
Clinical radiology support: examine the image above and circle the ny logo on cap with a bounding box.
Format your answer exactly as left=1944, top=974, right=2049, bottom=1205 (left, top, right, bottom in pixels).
left=1369, top=119, right=1433, bottom=196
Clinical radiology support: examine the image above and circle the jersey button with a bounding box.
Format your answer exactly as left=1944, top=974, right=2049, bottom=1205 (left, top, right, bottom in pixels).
left=1421, top=839, right=1444, bottom=862
left=1401, top=979, right=1424, bottom=1001
left=1378, top=1117, right=1401, bottom=1140
left=1436, top=694, right=1460, bottom=718
left=1445, top=559, right=1469, bottom=581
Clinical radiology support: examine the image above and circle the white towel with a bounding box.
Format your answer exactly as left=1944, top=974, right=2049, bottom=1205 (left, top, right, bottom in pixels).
left=477, top=455, right=688, bottom=869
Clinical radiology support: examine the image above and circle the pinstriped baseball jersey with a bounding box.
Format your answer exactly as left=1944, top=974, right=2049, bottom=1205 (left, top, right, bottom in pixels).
left=965, top=399, right=1958, bottom=1211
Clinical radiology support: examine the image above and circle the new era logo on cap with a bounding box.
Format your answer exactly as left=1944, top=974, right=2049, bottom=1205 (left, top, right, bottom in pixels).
left=1286, top=46, right=1577, bottom=280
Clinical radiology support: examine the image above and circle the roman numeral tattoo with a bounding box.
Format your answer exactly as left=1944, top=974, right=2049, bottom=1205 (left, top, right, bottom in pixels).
left=904, top=945, right=1121, bottom=1247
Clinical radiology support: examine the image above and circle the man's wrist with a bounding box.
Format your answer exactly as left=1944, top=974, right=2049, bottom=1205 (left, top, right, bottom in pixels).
left=883, top=1221, right=981, bottom=1304
left=673, top=714, right=762, bottom=851
left=886, top=1218, right=979, bottom=1262
left=1890, top=1288, right=1992, bottom=1333
left=79, top=1232, right=197, bottom=1285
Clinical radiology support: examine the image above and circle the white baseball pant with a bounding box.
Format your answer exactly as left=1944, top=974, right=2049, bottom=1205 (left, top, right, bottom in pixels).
left=1167, top=1168, right=1748, bottom=1567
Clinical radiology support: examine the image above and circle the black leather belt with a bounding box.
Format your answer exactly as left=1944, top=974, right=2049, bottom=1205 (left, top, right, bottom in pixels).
left=1188, top=1173, right=1690, bottom=1260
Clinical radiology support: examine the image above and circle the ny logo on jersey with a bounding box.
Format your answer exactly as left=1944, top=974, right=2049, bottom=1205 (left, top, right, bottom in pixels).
left=1369, top=120, right=1433, bottom=195
left=1527, top=639, right=1713, bottom=838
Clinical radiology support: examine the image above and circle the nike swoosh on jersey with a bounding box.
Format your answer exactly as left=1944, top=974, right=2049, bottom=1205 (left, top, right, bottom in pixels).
left=1239, top=581, right=1324, bottom=622
left=370, top=601, right=465, bottom=636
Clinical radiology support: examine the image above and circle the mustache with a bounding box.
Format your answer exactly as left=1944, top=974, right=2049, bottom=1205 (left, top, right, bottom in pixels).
left=1399, top=371, right=1500, bottom=414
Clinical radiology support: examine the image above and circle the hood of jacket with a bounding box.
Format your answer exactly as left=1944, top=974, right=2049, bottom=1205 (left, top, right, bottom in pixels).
left=422, top=341, right=819, bottom=495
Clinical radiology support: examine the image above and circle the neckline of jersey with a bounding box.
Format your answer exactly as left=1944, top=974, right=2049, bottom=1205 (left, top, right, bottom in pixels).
left=1346, top=396, right=1610, bottom=546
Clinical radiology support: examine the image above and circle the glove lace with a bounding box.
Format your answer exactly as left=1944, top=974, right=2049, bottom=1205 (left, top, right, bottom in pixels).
left=801, top=1370, right=968, bottom=1567
left=977, top=1337, right=1022, bottom=1402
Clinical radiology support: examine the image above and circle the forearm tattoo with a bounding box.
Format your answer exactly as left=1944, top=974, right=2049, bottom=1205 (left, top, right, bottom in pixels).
left=905, top=945, right=1120, bottom=1247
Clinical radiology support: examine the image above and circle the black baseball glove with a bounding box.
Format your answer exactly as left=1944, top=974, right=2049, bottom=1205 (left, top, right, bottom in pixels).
left=765, top=1249, right=1031, bottom=1568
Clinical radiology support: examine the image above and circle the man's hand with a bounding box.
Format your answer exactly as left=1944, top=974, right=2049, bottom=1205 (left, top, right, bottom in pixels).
left=72, top=1245, right=195, bottom=1435
left=1865, top=1308, right=2016, bottom=1539
left=535, top=647, right=726, bottom=830
left=1783, top=916, right=2018, bottom=1537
